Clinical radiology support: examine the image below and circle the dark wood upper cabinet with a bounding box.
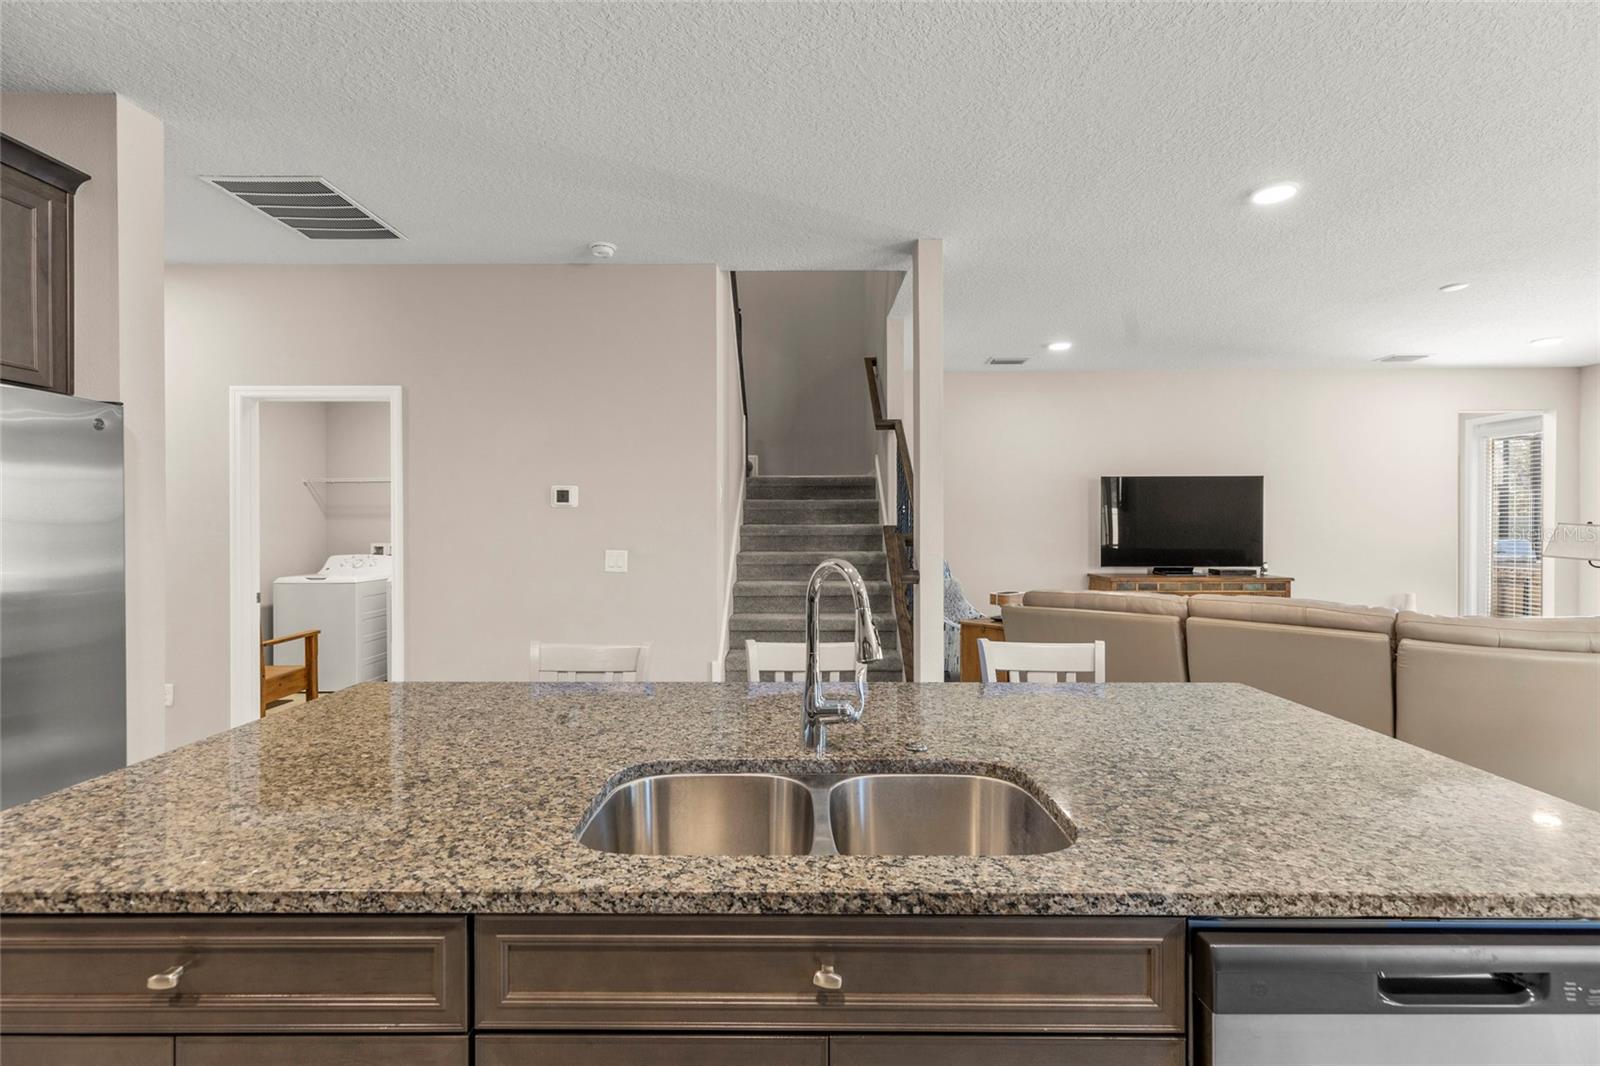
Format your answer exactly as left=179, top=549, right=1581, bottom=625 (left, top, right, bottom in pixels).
left=1, top=134, right=90, bottom=396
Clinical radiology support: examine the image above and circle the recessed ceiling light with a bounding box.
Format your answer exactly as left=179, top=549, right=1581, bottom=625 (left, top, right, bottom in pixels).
left=1438, top=282, right=1470, bottom=293
left=1531, top=810, right=1563, bottom=828
left=1529, top=336, right=1564, bottom=347
left=1248, top=182, right=1300, bottom=206
left=1045, top=341, right=1073, bottom=352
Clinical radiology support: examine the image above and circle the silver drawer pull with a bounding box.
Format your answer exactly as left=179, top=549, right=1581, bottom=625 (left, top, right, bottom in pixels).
left=146, top=964, right=184, bottom=991
left=812, top=964, right=843, bottom=991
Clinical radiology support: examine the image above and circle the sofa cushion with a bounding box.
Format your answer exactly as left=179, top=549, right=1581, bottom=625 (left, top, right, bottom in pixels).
left=1021, top=589, right=1188, bottom=619
left=1396, top=611, right=1600, bottom=653
left=1189, top=595, right=1396, bottom=635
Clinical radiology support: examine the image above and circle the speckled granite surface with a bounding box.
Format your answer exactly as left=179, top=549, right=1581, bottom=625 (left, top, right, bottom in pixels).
left=2, top=682, right=1597, bottom=916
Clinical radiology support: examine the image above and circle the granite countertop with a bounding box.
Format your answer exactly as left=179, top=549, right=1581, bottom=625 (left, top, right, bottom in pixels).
left=2, top=682, right=1597, bottom=917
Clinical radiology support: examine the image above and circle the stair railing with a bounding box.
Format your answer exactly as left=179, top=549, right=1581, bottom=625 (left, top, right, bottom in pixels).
left=863, top=357, right=916, bottom=680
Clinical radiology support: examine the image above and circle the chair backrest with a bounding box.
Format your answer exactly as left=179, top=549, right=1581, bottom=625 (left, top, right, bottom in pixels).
left=978, top=639, right=1105, bottom=684
left=529, top=642, right=651, bottom=682
left=745, top=640, right=857, bottom=682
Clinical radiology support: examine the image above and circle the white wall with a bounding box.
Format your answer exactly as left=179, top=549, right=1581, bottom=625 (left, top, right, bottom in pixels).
left=946, top=368, right=1586, bottom=617
left=1581, top=364, right=1600, bottom=615
left=737, top=271, right=897, bottom=476
left=166, top=264, right=724, bottom=746
left=2, top=93, right=167, bottom=762
left=323, top=401, right=391, bottom=556
left=258, top=402, right=329, bottom=610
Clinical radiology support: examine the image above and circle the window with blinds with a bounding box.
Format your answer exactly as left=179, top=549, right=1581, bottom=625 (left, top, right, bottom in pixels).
left=1461, top=412, right=1550, bottom=618
left=1483, top=430, right=1543, bottom=617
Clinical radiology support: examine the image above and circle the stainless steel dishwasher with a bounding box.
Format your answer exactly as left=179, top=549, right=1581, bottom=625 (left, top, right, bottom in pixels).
left=1195, top=929, right=1600, bottom=1065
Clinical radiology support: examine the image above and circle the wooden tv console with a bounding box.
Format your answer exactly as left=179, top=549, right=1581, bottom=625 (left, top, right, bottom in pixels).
left=1087, top=572, right=1293, bottom=597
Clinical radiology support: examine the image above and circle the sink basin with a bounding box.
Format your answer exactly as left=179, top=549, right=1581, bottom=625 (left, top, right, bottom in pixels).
left=576, top=773, right=814, bottom=856
left=828, top=773, right=1072, bottom=856
left=578, top=769, right=1073, bottom=857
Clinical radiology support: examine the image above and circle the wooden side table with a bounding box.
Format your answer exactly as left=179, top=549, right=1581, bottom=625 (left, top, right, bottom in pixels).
left=959, top=617, right=1005, bottom=682
left=1086, top=572, right=1293, bottom=597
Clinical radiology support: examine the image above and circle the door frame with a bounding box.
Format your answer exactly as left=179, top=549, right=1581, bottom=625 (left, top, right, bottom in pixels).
left=228, top=385, right=405, bottom=728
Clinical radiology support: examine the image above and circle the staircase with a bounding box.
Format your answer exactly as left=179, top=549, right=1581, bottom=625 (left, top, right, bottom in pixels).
left=723, top=475, right=905, bottom=682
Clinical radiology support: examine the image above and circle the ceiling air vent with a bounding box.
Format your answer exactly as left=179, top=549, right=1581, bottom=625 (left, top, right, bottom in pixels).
left=1376, top=353, right=1431, bottom=364
left=986, top=357, right=1030, bottom=366
left=203, top=176, right=402, bottom=240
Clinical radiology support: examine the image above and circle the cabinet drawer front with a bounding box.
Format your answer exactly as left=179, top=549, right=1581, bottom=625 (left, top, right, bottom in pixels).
left=0, top=1035, right=173, bottom=1066
left=176, top=1035, right=467, bottom=1066
left=831, top=1035, right=1184, bottom=1066
left=0, top=917, right=466, bottom=1033
left=477, top=1035, right=829, bottom=1066
left=477, top=917, right=1183, bottom=1032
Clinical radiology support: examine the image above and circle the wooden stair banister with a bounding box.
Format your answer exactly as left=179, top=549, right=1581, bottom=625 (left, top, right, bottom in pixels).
left=864, top=357, right=917, bottom=681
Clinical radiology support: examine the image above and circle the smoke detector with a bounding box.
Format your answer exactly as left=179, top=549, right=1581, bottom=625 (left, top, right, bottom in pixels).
left=202, top=176, right=401, bottom=240
left=589, top=241, right=617, bottom=259
left=1376, top=353, right=1432, bottom=364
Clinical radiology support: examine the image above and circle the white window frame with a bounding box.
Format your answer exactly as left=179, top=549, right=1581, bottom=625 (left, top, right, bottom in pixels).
left=1459, top=410, right=1556, bottom=617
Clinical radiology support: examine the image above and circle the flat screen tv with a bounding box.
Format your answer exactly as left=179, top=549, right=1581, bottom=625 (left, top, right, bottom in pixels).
left=1100, top=476, right=1263, bottom=568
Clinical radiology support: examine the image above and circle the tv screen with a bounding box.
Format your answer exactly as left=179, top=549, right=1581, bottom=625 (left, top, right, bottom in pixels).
left=1100, top=476, right=1263, bottom=568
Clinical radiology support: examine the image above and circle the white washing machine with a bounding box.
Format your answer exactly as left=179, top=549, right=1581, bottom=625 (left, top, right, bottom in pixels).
left=272, top=554, right=391, bottom=692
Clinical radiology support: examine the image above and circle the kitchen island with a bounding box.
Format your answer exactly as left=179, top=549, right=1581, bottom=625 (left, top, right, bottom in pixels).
left=2, top=681, right=1597, bottom=1064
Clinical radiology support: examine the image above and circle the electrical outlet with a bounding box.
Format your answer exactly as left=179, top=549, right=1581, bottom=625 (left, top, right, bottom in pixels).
left=163, top=683, right=174, bottom=708
left=604, top=549, right=629, bottom=573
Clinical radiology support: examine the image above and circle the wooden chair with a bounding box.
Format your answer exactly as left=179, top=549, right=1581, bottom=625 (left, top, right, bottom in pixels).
left=261, top=629, right=320, bottom=716
left=529, top=642, right=651, bottom=682
left=978, top=638, right=1105, bottom=684
left=744, top=640, right=857, bottom=682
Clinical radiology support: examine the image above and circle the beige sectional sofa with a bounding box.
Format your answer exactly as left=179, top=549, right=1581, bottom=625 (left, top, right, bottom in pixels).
left=1186, top=596, right=1397, bottom=736
left=1004, top=590, right=1600, bottom=809
left=1395, top=612, right=1600, bottom=811
left=1003, top=590, right=1189, bottom=682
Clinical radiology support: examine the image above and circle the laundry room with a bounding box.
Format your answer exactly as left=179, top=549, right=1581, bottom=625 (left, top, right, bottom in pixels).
left=259, top=400, right=392, bottom=713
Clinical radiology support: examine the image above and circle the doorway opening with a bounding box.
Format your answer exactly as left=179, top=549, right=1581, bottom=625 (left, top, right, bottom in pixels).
left=228, top=386, right=404, bottom=728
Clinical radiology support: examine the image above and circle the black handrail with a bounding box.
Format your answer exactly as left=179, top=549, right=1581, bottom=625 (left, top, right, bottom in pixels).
left=730, top=271, right=750, bottom=473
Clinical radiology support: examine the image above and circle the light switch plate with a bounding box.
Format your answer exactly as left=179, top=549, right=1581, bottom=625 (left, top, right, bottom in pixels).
left=163, top=683, right=174, bottom=708
left=551, top=485, right=579, bottom=507
left=604, top=549, right=629, bottom=573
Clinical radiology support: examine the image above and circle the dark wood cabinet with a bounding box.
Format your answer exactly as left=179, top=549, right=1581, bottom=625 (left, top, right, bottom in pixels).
left=175, top=1035, right=468, bottom=1065
left=476, top=915, right=1185, bottom=1033
left=830, top=1036, right=1185, bottom=1066
left=0, top=1035, right=173, bottom=1066
left=1, top=135, right=89, bottom=395
left=2, top=914, right=1186, bottom=1064
left=477, top=1035, right=828, bottom=1066
left=0, top=916, right=468, bottom=1034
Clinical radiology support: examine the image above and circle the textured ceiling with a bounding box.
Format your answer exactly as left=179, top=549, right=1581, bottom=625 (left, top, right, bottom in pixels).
left=3, top=2, right=1596, bottom=369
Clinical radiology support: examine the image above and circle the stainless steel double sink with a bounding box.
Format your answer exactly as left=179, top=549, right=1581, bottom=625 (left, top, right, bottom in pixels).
left=576, top=770, right=1074, bottom=857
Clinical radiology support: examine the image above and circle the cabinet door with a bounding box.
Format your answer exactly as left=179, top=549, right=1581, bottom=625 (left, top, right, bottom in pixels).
left=0, top=1035, right=172, bottom=1066
left=176, top=1035, right=467, bottom=1065
left=830, top=1036, right=1184, bottom=1066
left=477, top=915, right=1185, bottom=1032
left=476, top=1035, right=828, bottom=1066
left=0, top=163, right=72, bottom=394
left=0, top=916, right=467, bottom=1033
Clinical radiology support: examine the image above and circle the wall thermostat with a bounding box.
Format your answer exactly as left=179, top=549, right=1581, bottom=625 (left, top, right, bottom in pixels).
left=551, top=486, right=579, bottom=508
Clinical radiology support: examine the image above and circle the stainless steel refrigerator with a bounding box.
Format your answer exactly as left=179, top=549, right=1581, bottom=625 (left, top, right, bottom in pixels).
left=1, top=383, right=126, bottom=809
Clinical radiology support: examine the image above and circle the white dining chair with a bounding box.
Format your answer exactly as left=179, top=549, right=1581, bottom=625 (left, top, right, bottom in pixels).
left=744, top=640, right=857, bottom=682
left=529, top=642, right=651, bottom=682
left=977, top=639, right=1105, bottom=684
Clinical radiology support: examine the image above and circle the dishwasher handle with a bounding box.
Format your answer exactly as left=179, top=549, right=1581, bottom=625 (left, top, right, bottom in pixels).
left=1377, top=971, right=1544, bottom=1008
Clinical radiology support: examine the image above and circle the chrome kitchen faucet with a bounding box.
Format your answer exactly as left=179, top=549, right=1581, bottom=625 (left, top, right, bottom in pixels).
left=802, top=559, right=884, bottom=754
